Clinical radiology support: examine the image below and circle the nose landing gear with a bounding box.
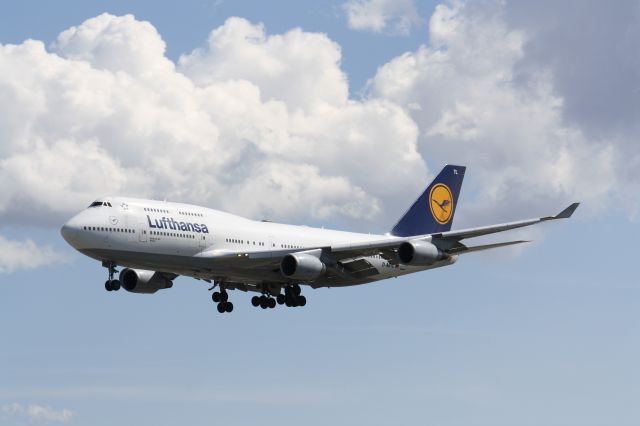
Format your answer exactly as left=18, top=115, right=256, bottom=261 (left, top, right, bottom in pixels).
left=103, top=261, right=120, bottom=291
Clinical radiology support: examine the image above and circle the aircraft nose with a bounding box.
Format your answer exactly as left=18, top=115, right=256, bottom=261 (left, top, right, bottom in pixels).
left=60, top=219, right=79, bottom=246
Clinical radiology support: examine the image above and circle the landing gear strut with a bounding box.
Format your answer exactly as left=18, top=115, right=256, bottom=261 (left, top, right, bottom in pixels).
left=212, top=288, right=233, bottom=313
left=103, top=261, right=120, bottom=291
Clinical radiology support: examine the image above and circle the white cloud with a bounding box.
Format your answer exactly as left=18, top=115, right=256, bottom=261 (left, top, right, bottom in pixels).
left=368, top=0, right=624, bottom=225
left=0, top=13, right=426, bottom=233
left=343, top=0, right=420, bottom=34
left=178, top=17, right=349, bottom=112
left=2, top=402, right=73, bottom=423
left=0, top=2, right=636, bottom=269
left=0, top=235, right=68, bottom=274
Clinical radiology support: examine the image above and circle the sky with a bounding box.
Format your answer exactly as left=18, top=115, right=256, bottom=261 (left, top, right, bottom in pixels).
left=0, top=0, right=638, bottom=425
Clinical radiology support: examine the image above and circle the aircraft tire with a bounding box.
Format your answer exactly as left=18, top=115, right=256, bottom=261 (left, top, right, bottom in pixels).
left=268, top=298, right=276, bottom=309
left=217, top=302, right=226, bottom=313
left=105, top=281, right=112, bottom=291
left=276, top=294, right=286, bottom=305
left=297, top=296, right=306, bottom=306
left=225, top=302, right=234, bottom=313
left=212, top=292, right=221, bottom=303
left=110, top=279, right=121, bottom=291
left=251, top=296, right=260, bottom=307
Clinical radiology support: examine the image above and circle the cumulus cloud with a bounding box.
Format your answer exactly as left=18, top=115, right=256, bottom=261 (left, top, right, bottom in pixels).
left=0, top=235, right=69, bottom=274
left=178, top=17, right=348, bottom=112
left=0, top=13, right=426, bottom=233
left=2, top=402, right=73, bottom=423
left=368, top=0, right=628, bottom=224
left=343, top=0, right=420, bottom=34
left=505, top=0, right=640, bottom=217
left=0, top=1, right=636, bottom=270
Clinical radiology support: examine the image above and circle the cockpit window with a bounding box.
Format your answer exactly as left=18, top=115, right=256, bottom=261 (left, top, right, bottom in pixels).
left=88, top=201, right=112, bottom=208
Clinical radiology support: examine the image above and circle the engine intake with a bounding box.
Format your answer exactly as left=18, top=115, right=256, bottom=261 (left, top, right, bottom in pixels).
left=280, top=253, right=326, bottom=281
left=119, top=268, right=173, bottom=294
left=397, top=240, right=445, bottom=266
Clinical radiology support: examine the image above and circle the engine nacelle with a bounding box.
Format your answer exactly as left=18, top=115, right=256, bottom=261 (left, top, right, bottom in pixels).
left=119, top=268, right=173, bottom=294
left=280, top=253, right=326, bottom=281
left=397, top=240, right=445, bottom=266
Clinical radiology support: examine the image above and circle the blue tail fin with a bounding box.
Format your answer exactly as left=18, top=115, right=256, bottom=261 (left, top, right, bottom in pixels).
left=391, top=165, right=466, bottom=237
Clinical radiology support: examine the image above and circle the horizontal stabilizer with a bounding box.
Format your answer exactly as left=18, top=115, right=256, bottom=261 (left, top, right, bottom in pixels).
left=448, top=240, right=530, bottom=255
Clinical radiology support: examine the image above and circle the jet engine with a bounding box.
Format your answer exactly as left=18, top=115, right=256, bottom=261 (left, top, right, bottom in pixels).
left=280, top=253, right=326, bottom=281
left=119, top=268, right=173, bottom=294
left=397, top=240, right=446, bottom=266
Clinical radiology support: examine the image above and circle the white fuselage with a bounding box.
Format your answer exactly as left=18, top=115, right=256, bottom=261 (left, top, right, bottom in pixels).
left=61, top=196, right=454, bottom=289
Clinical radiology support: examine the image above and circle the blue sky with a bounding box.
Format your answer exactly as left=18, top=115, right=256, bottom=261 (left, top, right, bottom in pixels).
left=1, top=1, right=639, bottom=425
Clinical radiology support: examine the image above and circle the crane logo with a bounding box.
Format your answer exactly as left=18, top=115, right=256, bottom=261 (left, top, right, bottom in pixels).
left=429, top=183, right=454, bottom=225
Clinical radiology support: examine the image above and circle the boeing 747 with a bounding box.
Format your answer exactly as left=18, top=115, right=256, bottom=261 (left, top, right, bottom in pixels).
left=60, top=165, right=579, bottom=313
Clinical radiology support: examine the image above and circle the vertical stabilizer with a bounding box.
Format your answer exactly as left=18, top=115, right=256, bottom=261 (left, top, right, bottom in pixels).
left=390, top=165, right=466, bottom=237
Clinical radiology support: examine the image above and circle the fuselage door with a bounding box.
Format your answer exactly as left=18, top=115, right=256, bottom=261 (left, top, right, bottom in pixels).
left=138, top=222, right=147, bottom=243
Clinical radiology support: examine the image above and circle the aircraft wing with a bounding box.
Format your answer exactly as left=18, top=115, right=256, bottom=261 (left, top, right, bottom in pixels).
left=432, top=203, right=580, bottom=244
left=329, top=202, right=579, bottom=259
left=195, top=203, right=579, bottom=269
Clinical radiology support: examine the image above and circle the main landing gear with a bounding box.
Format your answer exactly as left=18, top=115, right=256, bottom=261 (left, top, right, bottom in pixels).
left=250, top=284, right=307, bottom=310
left=209, top=283, right=307, bottom=313
left=282, top=284, right=306, bottom=307
left=103, top=261, right=120, bottom=291
left=251, top=294, right=277, bottom=309
left=212, top=290, right=234, bottom=313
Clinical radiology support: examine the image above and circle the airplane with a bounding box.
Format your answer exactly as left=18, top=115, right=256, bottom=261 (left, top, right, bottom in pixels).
left=60, top=165, right=579, bottom=313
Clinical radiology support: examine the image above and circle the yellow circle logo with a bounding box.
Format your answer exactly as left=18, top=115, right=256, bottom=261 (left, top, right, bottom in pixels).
left=429, top=184, right=454, bottom=224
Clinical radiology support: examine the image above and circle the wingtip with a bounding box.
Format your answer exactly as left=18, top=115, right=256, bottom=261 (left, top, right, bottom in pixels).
left=555, top=202, right=580, bottom=219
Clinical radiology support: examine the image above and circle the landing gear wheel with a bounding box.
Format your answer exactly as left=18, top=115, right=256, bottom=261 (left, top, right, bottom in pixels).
left=260, top=297, right=269, bottom=309
left=212, top=292, right=221, bottom=303
left=297, top=295, right=306, bottom=306
left=225, top=302, right=234, bottom=313
left=251, top=296, right=261, bottom=307
left=110, top=280, right=121, bottom=291
left=293, top=293, right=302, bottom=307
left=276, top=294, right=286, bottom=305
left=105, top=281, right=112, bottom=291
left=268, top=298, right=276, bottom=309
left=292, top=284, right=302, bottom=296
left=217, top=302, right=226, bottom=313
